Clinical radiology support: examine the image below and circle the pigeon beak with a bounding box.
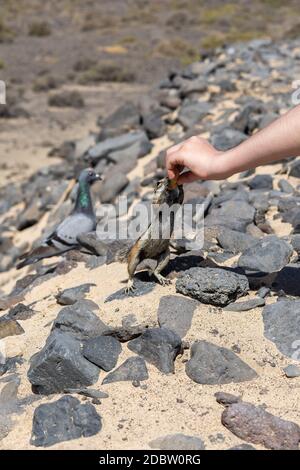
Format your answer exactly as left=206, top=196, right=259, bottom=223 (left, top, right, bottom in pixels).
left=94, top=173, right=102, bottom=182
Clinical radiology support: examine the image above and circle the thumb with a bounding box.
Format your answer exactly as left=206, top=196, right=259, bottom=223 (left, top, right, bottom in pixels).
left=177, top=171, right=199, bottom=185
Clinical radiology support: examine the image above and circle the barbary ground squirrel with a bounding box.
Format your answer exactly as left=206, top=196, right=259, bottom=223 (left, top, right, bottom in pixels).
left=124, top=177, right=184, bottom=293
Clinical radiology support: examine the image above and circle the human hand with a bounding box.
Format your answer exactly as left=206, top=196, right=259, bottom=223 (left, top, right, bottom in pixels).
left=166, top=135, right=230, bottom=184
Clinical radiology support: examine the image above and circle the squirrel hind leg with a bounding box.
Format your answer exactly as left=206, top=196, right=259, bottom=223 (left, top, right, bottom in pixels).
left=153, top=249, right=171, bottom=286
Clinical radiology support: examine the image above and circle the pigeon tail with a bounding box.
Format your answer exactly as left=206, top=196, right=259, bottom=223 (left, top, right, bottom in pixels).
left=16, top=243, right=74, bottom=269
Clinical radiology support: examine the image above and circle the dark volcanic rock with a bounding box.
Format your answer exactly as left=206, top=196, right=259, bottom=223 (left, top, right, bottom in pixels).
left=128, top=328, right=182, bottom=374
left=98, top=171, right=129, bottom=203
left=211, top=128, right=247, bottom=151
left=177, top=100, right=211, bottom=129
left=102, top=356, right=148, bottom=384
left=283, top=364, right=300, bottom=378
left=31, top=395, right=101, bottom=447
left=186, top=341, right=257, bottom=384
left=64, top=388, right=109, bottom=399
left=149, top=433, right=205, bottom=450
left=222, top=401, right=300, bottom=450
left=157, top=295, right=198, bottom=338
left=238, top=236, right=293, bottom=273
left=214, top=392, right=240, bottom=406
left=142, top=110, right=166, bottom=139
left=289, top=160, right=300, bottom=178
left=176, top=267, right=249, bottom=307
left=0, top=317, right=24, bottom=339
left=248, top=174, right=273, bottom=190
left=205, top=200, right=255, bottom=232
left=56, top=283, right=96, bottom=305
left=98, top=102, right=141, bottom=139
left=262, top=300, right=300, bottom=359
left=224, top=297, right=265, bottom=312
left=83, top=336, right=121, bottom=371
left=217, top=229, right=257, bottom=254
left=88, top=130, right=151, bottom=162
left=52, top=300, right=110, bottom=340
left=7, top=303, right=35, bottom=321
left=28, top=331, right=100, bottom=394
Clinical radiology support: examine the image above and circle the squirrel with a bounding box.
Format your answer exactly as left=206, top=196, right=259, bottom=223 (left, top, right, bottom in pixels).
left=124, top=177, right=184, bottom=293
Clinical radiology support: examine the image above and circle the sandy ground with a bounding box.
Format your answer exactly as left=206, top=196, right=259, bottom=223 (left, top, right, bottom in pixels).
left=0, top=132, right=299, bottom=450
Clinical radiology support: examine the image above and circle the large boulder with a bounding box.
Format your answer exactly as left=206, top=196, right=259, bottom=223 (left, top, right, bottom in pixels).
left=222, top=401, right=300, bottom=450
left=176, top=267, right=249, bottom=307
left=31, top=395, right=101, bottom=447
left=238, top=236, right=293, bottom=273
left=28, top=331, right=100, bottom=394
left=186, top=341, right=257, bottom=384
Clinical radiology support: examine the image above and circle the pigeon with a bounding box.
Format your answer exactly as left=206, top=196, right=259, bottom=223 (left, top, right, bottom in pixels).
left=17, top=168, right=102, bottom=269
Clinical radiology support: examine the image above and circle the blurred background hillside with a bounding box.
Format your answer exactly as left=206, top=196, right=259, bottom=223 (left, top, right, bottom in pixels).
left=0, top=0, right=299, bottom=180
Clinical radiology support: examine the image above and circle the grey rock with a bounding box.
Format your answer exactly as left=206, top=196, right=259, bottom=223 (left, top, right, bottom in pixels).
left=77, top=232, right=110, bottom=256
left=88, top=130, right=151, bottom=161
left=289, top=160, right=300, bottom=178
left=7, top=303, right=35, bottom=320
left=56, top=283, right=96, bottom=305
left=186, top=340, right=257, bottom=384
left=157, top=295, right=198, bottom=338
left=206, top=200, right=255, bottom=232
left=290, top=234, right=300, bottom=253
left=278, top=179, right=294, bottom=194
left=176, top=267, right=249, bottom=307
left=232, top=100, right=267, bottom=134
left=215, top=392, right=240, bottom=406
left=177, top=100, right=211, bottom=129
left=104, top=315, right=147, bottom=342
left=211, top=128, right=247, bottom=151
left=238, top=236, right=293, bottom=273
left=283, top=364, right=300, bottom=378
left=257, top=286, right=270, bottom=299
left=64, top=388, right=109, bottom=399
left=99, top=102, right=141, bottom=139
left=98, top=171, right=129, bottom=203
left=149, top=433, right=205, bottom=450
left=28, top=331, right=100, bottom=394
left=128, top=328, right=182, bottom=374
left=108, top=136, right=151, bottom=165
left=224, top=297, right=265, bottom=312
left=222, top=401, right=300, bottom=450
left=262, top=300, right=300, bottom=359
left=248, top=174, right=273, bottom=190
left=142, top=110, right=166, bottom=139
left=31, top=395, right=101, bottom=447
left=217, top=229, right=257, bottom=254
left=102, top=356, right=148, bottom=384
left=83, top=336, right=121, bottom=371
left=52, top=300, right=110, bottom=340
left=0, top=317, right=24, bottom=340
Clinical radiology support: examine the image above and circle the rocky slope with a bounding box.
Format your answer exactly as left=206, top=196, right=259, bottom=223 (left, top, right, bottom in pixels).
left=1, top=38, right=300, bottom=450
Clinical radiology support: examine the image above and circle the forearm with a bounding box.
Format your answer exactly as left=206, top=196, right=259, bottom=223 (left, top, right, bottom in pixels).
left=219, top=104, right=300, bottom=177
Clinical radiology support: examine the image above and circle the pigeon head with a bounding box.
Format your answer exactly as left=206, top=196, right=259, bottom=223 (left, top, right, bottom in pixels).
left=79, top=168, right=102, bottom=185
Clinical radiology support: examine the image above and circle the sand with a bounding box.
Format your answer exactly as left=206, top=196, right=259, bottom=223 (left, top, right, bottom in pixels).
left=0, top=132, right=299, bottom=450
